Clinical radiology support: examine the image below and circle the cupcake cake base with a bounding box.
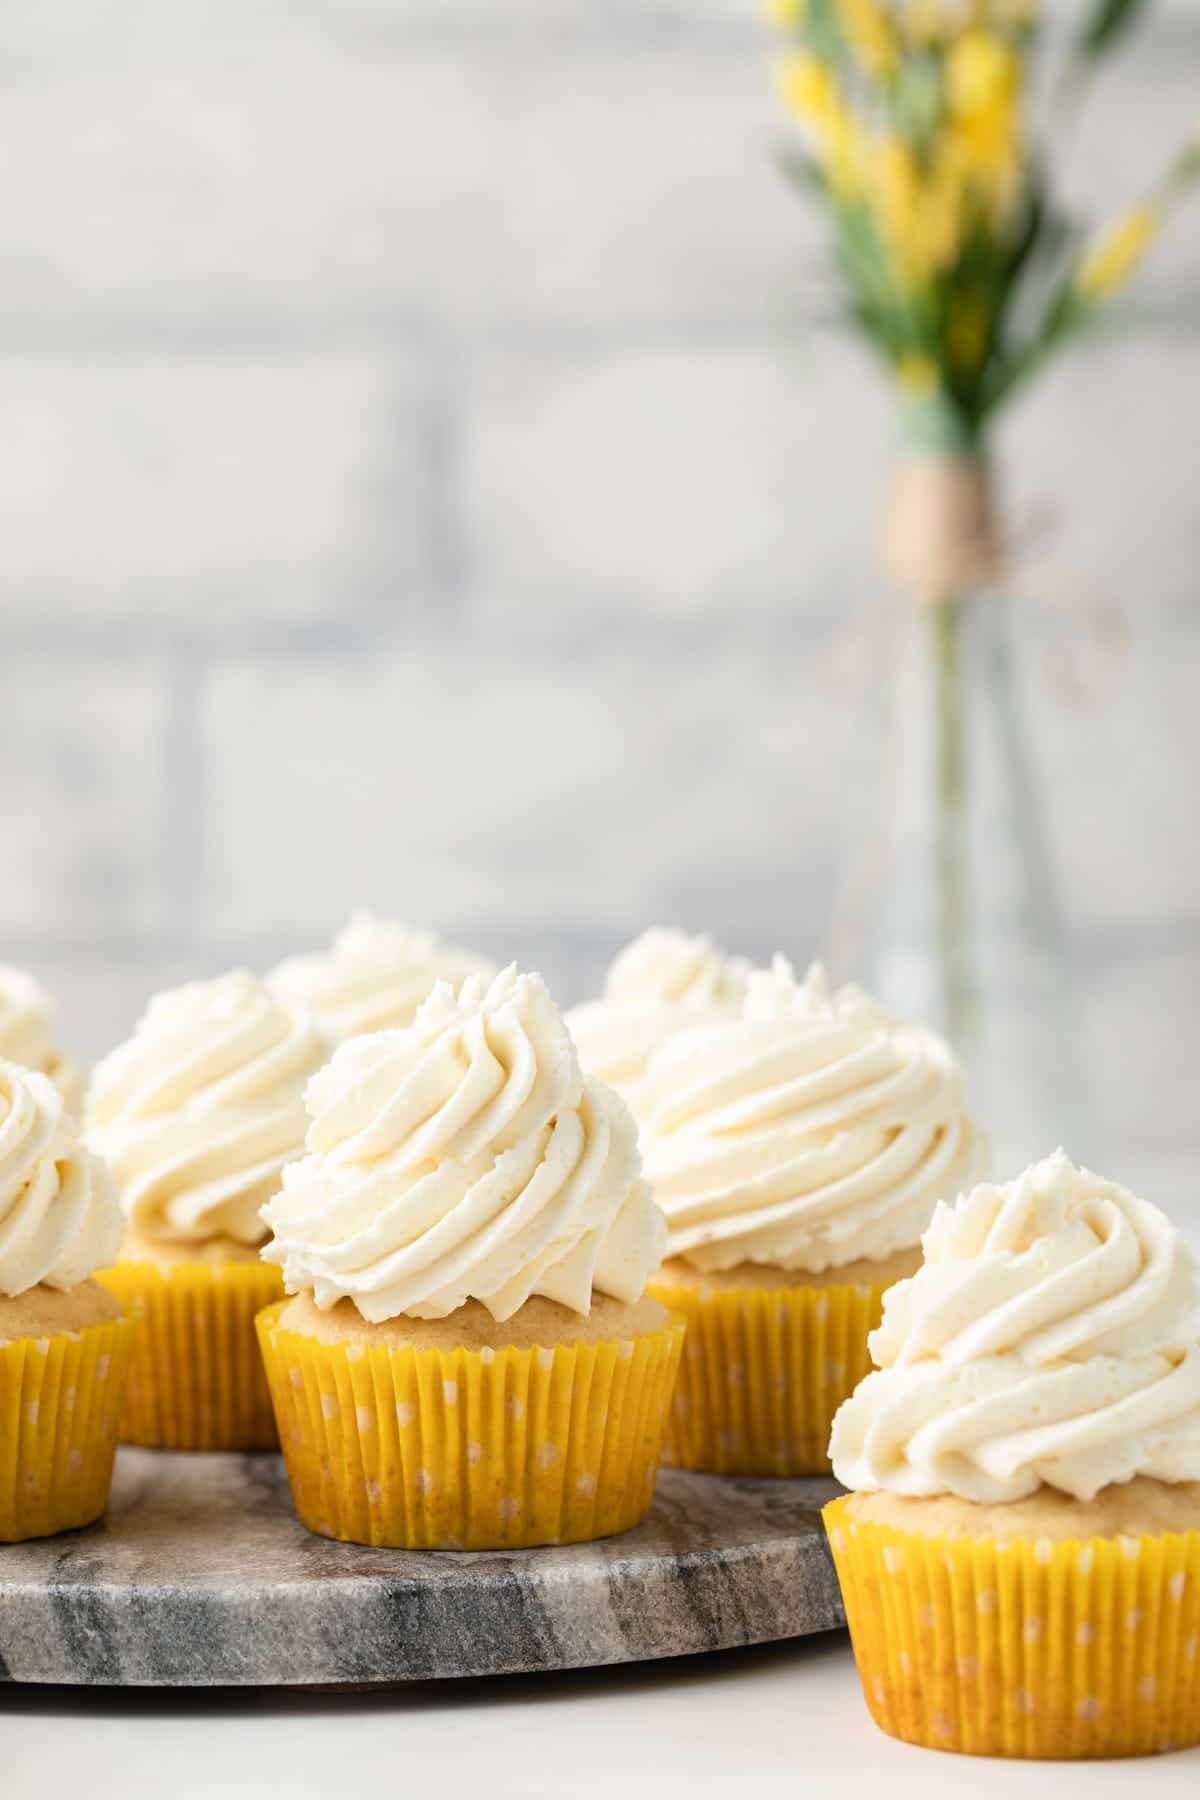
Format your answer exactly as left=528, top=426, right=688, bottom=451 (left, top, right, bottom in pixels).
left=0, top=1281, right=136, bottom=1542
left=649, top=1248, right=920, bottom=1476
left=826, top=1482, right=1200, bottom=1759
left=258, top=1293, right=685, bottom=1550
left=96, top=1235, right=282, bottom=1451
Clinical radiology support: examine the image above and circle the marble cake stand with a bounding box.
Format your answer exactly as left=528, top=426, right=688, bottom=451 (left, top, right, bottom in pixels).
left=0, top=1450, right=844, bottom=1686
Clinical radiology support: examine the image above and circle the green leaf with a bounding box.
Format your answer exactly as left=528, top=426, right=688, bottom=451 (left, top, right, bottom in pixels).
left=1074, top=0, right=1148, bottom=60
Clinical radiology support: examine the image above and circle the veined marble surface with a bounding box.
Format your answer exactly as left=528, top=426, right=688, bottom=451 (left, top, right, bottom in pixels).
left=0, top=1452, right=843, bottom=1687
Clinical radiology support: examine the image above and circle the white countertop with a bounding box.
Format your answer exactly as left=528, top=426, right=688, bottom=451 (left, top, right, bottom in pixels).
left=6, top=1630, right=1200, bottom=1797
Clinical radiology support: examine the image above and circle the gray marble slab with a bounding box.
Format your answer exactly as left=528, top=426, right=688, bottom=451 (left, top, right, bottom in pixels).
left=0, top=1449, right=844, bottom=1687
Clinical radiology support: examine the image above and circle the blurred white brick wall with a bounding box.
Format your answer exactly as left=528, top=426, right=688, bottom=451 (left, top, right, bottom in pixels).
left=2, top=1, right=1198, bottom=1202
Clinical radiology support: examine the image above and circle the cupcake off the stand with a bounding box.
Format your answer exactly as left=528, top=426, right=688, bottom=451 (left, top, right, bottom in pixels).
left=638, top=956, right=984, bottom=1475
left=826, top=1152, right=1200, bottom=1759
left=85, top=971, right=327, bottom=1451
left=256, top=965, right=682, bottom=1550
left=0, top=1059, right=133, bottom=1541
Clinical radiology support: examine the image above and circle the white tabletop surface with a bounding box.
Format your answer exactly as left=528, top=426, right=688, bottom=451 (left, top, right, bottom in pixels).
left=5, top=1630, right=1200, bottom=1798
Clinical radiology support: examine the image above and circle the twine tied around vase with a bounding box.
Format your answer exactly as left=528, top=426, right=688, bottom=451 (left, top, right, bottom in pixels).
left=881, top=455, right=1002, bottom=610
left=877, top=448, right=1125, bottom=707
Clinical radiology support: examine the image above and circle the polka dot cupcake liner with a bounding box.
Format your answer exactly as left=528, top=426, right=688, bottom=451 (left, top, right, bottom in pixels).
left=256, top=1303, right=685, bottom=1550
left=646, top=1274, right=889, bottom=1476
left=96, top=1259, right=283, bottom=1451
left=0, top=1315, right=136, bottom=1542
left=824, top=1494, right=1200, bottom=1759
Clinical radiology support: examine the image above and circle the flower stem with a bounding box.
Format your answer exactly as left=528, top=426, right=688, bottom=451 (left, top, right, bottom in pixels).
left=932, top=597, right=976, bottom=1047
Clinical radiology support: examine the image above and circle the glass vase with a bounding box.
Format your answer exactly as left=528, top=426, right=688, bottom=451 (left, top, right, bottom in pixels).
left=830, top=444, right=1082, bottom=1178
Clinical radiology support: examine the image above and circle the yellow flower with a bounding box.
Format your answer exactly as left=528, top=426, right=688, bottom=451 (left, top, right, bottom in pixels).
left=926, top=135, right=971, bottom=268
left=872, top=135, right=968, bottom=285
left=836, top=0, right=898, bottom=80
left=825, top=99, right=867, bottom=199
left=902, top=0, right=948, bottom=44
left=1076, top=204, right=1161, bottom=299
left=763, top=0, right=806, bottom=29
left=985, top=0, right=1039, bottom=26
left=896, top=353, right=940, bottom=397
left=947, top=32, right=1019, bottom=119
left=944, top=31, right=1023, bottom=218
left=873, top=138, right=925, bottom=279
left=775, top=51, right=837, bottom=127
left=777, top=53, right=866, bottom=198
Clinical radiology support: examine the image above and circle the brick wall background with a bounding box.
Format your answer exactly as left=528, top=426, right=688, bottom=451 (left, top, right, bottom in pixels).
left=3, top=3, right=1199, bottom=1208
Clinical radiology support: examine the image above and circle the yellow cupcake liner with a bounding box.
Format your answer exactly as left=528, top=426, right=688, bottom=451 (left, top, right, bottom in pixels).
left=95, top=1259, right=283, bottom=1451
left=257, top=1304, right=686, bottom=1549
left=647, top=1274, right=888, bottom=1475
left=0, top=1316, right=136, bottom=1542
left=825, top=1494, right=1200, bottom=1759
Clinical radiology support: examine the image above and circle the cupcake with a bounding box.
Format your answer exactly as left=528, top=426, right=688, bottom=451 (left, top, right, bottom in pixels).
left=567, top=926, right=751, bottom=1104
left=640, top=957, right=984, bottom=1475
left=0, top=962, right=84, bottom=1115
left=826, top=1152, right=1200, bottom=1759
left=0, top=1059, right=133, bottom=1540
left=85, top=971, right=326, bottom=1450
left=256, top=965, right=682, bottom=1550
left=269, top=912, right=495, bottom=1044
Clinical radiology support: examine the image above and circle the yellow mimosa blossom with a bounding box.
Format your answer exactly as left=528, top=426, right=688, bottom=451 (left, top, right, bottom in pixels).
left=836, top=0, right=898, bottom=80
left=776, top=52, right=865, bottom=197
left=873, top=138, right=925, bottom=279
left=902, top=0, right=948, bottom=45
left=945, top=31, right=1022, bottom=217
left=872, top=135, right=969, bottom=285
left=763, top=0, right=806, bottom=30
left=947, top=31, right=1019, bottom=117
left=776, top=51, right=837, bottom=127
left=926, top=135, right=971, bottom=268
left=1076, top=204, right=1161, bottom=299
left=987, top=0, right=1039, bottom=27
left=825, top=100, right=868, bottom=198
left=896, top=353, right=940, bottom=397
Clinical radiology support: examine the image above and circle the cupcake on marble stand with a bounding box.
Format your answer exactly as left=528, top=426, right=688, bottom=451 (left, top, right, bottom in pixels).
left=567, top=926, right=752, bottom=1106
left=826, top=1152, right=1200, bottom=1759
left=257, top=965, right=682, bottom=1550
left=270, top=912, right=494, bottom=1045
left=0, top=1059, right=134, bottom=1540
left=638, top=956, right=984, bottom=1476
left=85, top=971, right=326, bottom=1451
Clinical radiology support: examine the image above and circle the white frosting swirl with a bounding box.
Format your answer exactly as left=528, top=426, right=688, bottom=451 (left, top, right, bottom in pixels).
left=567, top=928, right=752, bottom=1097
left=262, top=965, right=667, bottom=1323
left=270, top=913, right=495, bottom=1043
left=0, top=964, right=83, bottom=1115
left=830, top=1152, right=1200, bottom=1503
left=0, top=1060, right=123, bottom=1296
left=639, top=958, right=984, bottom=1274
left=85, top=971, right=327, bottom=1247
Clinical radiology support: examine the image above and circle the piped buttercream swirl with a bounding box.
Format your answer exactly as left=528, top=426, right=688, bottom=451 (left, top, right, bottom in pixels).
left=638, top=957, right=984, bottom=1273
left=567, top=927, right=752, bottom=1097
left=829, top=1152, right=1200, bottom=1502
left=0, top=964, right=83, bottom=1115
left=262, top=965, right=666, bottom=1322
left=0, top=1060, right=122, bottom=1296
left=270, top=913, right=495, bottom=1043
left=85, top=971, right=327, bottom=1247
